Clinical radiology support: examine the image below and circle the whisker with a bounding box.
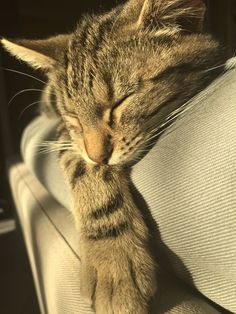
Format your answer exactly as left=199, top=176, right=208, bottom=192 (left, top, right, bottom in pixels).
left=39, top=145, right=74, bottom=150
left=38, top=140, right=72, bottom=146
left=167, top=71, right=227, bottom=121
left=18, top=98, right=58, bottom=120
left=38, top=149, right=72, bottom=155
left=142, top=61, right=228, bottom=136
left=8, top=88, right=60, bottom=108
left=225, top=57, right=236, bottom=71
left=202, top=63, right=226, bottom=73
left=38, top=145, right=73, bottom=151
left=8, top=88, right=44, bottom=107
left=38, top=145, right=74, bottom=153
left=2, top=67, right=67, bottom=95
left=18, top=100, right=41, bottom=119
left=145, top=85, right=221, bottom=141
left=37, top=141, right=74, bottom=155
left=2, top=67, right=47, bottom=85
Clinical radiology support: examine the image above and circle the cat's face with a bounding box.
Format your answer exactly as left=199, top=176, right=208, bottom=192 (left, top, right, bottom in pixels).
left=1, top=0, right=224, bottom=165
left=56, top=2, right=221, bottom=165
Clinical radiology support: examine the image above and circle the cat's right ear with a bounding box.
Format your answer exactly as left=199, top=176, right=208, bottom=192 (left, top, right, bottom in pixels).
left=1, top=34, right=70, bottom=71
left=119, top=0, right=206, bottom=32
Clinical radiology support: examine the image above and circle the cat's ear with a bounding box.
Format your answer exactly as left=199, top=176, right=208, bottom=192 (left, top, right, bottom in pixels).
left=120, top=0, right=206, bottom=32
left=1, top=34, right=70, bottom=71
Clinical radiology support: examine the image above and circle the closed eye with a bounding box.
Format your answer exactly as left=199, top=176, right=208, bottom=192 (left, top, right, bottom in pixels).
left=113, top=94, right=133, bottom=109
left=109, top=93, right=134, bottom=127
left=145, top=93, right=181, bottom=120
left=64, top=114, right=83, bottom=132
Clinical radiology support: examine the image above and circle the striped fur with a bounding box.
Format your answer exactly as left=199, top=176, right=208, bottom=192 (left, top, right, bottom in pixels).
left=1, top=0, right=229, bottom=312
left=57, top=126, right=156, bottom=313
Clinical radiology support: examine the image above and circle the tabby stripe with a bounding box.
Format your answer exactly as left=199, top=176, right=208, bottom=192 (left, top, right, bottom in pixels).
left=109, top=47, right=120, bottom=60
left=151, top=34, right=177, bottom=45
left=64, top=51, right=69, bottom=69
left=87, top=221, right=128, bottom=240
left=64, top=52, right=73, bottom=98
left=103, top=168, right=113, bottom=182
left=90, top=192, right=124, bottom=220
left=102, top=71, right=114, bottom=101
left=70, top=161, right=86, bottom=188
left=90, top=15, right=114, bottom=58
left=87, top=15, right=114, bottom=90
left=56, top=126, right=66, bottom=139
left=70, top=19, right=95, bottom=90
left=120, top=92, right=180, bottom=126
left=151, top=62, right=208, bottom=82
left=78, top=18, right=94, bottom=49
left=79, top=19, right=97, bottom=59
left=64, top=158, right=73, bottom=169
left=88, top=68, right=95, bottom=90
left=58, top=149, right=67, bottom=158
left=145, top=92, right=182, bottom=120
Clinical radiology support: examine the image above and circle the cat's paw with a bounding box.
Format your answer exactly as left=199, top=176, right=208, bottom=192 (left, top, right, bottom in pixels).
left=80, top=243, right=156, bottom=314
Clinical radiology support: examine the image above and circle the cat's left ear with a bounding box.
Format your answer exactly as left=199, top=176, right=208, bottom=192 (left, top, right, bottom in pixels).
left=1, top=34, right=70, bottom=71
left=120, top=0, right=206, bottom=32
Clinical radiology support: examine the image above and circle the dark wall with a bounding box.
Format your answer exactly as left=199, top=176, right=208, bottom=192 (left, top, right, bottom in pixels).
left=207, top=0, right=236, bottom=56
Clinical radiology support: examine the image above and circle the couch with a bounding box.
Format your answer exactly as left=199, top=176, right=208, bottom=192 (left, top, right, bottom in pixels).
left=9, top=62, right=236, bottom=313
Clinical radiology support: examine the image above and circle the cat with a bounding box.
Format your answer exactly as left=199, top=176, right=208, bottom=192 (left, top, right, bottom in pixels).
left=1, top=0, right=227, bottom=313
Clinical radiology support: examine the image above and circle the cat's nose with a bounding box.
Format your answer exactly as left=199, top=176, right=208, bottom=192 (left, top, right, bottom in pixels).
left=91, top=144, right=113, bottom=164
left=84, top=130, right=113, bottom=165
left=87, top=142, right=113, bottom=165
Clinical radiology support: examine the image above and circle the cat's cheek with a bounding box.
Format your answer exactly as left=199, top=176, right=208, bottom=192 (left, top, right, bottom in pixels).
left=70, top=132, right=85, bottom=152
left=108, top=149, right=124, bottom=165
left=109, top=145, right=142, bottom=166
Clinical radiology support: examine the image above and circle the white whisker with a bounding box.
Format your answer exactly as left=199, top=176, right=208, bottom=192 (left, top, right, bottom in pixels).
left=2, top=67, right=66, bottom=95
left=2, top=67, right=47, bottom=85
left=202, top=63, right=225, bottom=73
left=38, top=146, right=74, bottom=155
left=8, top=88, right=44, bottom=106
left=18, top=101, right=41, bottom=119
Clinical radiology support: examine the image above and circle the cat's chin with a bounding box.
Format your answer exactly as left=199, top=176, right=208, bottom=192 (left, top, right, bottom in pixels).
left=108, top=157, right=134, bottom=167
left=108, top=155, right=124, bottom=166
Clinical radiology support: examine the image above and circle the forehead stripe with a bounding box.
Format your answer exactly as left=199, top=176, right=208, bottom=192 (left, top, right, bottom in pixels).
left=151, top=62, right=209, bottom=82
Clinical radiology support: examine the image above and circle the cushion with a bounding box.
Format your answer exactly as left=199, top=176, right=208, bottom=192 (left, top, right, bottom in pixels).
left=21, top=64, right=236, bottom=312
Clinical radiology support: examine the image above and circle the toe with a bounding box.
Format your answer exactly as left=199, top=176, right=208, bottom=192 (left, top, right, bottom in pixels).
left=80, top=262, right=97, bottom=306
left=95, top=273, right=114, bottom=314
left=112, top=279, right=147, bottom=314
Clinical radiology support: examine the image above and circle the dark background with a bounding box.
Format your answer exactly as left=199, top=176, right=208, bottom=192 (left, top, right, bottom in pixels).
left=0, top=1, right=235, bottom=313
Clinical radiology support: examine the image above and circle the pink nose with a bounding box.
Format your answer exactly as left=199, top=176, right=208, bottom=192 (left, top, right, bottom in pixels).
left=84, top=130, right=113, bottom=164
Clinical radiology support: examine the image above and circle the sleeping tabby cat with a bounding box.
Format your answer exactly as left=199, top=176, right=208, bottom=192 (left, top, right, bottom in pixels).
left=1, top=0, right=227, bottom=313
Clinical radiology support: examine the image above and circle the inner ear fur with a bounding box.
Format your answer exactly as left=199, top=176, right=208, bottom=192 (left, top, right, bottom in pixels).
left=1, top=34, right=70, bottom=70
left=119, top=0, right=206, bottom=32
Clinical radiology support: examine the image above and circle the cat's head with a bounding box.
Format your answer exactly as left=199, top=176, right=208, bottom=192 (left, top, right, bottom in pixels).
left=1, top=0, right=224, bottom=165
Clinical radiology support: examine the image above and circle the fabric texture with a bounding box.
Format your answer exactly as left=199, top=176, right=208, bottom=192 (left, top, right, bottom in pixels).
left=15, top=64, right=236, bottom=313
left=9, top=162, right=222, bottom=314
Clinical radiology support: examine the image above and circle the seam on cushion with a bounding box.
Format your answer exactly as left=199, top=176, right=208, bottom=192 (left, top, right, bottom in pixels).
left=15, top=163, right=81, bottom=262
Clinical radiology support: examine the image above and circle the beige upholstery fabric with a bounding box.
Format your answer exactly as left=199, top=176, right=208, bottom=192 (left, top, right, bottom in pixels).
left=9, top=163, right=222, bottom=314
left=132, top=69, right=236, bottom=312
left=19, top=66, right=236, bottom=313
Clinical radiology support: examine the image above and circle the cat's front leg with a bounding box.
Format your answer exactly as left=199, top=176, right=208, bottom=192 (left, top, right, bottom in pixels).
left=58, top=131, right=157, bottom=313
left=77, top=169, right=157, bottom=314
